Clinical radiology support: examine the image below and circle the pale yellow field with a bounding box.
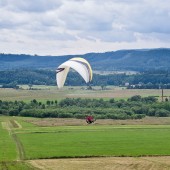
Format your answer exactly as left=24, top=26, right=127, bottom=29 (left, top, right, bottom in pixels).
left=0, top=86, right=170, bottom=101
left=29, top=156, right=170, bottom=170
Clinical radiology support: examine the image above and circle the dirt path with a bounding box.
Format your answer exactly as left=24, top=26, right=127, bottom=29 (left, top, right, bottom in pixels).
left=29, top=156, right=170, bottom=170
left=7, top=120, right=26, bottom=160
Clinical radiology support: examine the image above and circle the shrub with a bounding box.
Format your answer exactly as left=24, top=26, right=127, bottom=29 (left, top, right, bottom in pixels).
left=58, top=112, right=73, bottom=118
left=9, top=109, right=19, bottom=116
left=155, top=109, right=170, bottom=117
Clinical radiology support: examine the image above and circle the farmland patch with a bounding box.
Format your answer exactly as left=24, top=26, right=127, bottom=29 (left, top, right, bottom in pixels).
left=29, top=156, right=170, bottom=170
left=26, top=117, right=170, bottom=127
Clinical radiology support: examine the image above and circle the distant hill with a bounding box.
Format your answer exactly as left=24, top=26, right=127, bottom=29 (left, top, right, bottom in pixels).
left=1, top=48, right=170, bottom=71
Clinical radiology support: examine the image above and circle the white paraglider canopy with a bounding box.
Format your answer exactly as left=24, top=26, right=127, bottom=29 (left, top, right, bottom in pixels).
left=56, top=57, right=92, bottom=88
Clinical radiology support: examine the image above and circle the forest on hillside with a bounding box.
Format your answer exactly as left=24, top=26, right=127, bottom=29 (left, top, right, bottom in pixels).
left=1, top=48, right=170, bottom=71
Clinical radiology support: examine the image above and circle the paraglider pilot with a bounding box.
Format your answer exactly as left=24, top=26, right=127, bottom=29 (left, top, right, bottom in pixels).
left=86, top=116, right=95, bottom=124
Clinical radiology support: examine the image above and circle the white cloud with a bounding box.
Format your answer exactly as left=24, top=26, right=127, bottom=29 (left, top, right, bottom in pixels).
left=0, top=0, right=170, bottom=55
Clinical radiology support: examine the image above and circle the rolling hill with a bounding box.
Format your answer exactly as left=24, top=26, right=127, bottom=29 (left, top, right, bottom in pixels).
left=0, top=48, right=170, bottom=71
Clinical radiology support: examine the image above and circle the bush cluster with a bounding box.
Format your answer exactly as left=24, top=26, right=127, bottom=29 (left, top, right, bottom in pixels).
left=0, top=95, right=170, bottom=119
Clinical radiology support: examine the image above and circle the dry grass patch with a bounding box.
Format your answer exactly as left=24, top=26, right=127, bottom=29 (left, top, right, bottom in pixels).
left=29, top=156, right=170, bottom=170
left=26, top=117, right=170, bottom=127
left=66, top=89, right=170, bottom=99
left=1, top=88, right=170, bottom=101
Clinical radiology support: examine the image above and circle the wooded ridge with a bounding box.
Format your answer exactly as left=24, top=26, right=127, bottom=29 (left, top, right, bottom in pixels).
left=1, top=48, right=170, bottom=71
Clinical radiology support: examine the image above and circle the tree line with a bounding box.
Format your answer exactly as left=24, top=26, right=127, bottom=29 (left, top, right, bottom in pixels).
left=1, top=69, right=170, bottom=89
left=0, top=96, right=170, bottom=119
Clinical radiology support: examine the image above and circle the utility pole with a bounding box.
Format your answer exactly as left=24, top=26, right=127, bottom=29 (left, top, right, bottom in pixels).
left=161, top=88, right=164, bottom=102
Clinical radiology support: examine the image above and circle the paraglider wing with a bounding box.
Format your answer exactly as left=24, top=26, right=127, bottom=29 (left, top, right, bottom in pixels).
left=56, top=57, right=92, bottom=88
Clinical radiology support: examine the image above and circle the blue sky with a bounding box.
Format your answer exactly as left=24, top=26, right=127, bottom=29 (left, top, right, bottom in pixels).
left=0, top=0, right=170, bottom=55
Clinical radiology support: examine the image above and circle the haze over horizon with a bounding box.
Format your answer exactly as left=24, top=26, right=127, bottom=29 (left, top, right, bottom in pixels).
left=0, top=0, right=170, bottom=56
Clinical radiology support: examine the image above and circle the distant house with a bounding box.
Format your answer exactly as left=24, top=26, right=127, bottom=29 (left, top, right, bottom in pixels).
left=125, top=82, right=129, bottom=86
left=130, top=85, right=136, bottom=88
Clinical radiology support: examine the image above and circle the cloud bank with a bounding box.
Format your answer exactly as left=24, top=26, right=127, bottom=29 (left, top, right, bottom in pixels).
left=0, top=0, right=170, bottom=55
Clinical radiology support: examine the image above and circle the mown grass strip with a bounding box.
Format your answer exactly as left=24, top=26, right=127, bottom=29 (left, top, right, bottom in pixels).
left=0, top=161, right=35, bottom=170
left=0, top=120, right=17, bottom=161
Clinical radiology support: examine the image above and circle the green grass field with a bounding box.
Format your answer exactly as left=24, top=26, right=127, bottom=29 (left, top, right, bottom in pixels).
left=0, top=161, right=34, bottom=170
left=1, top=116, right=170, bottom=169
left=0, top=117, right=18, bottom=161
left=4, top=116, right=170, bottom=159
left=18, top=125, right=170, bottom=159
left=0, top=116, right=36, bottom=169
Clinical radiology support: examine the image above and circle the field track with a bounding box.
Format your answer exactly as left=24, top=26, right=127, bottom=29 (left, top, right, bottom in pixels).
left=29, top=156, right=170, bottom=170
left=4, top=120, right=26, bottom=160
